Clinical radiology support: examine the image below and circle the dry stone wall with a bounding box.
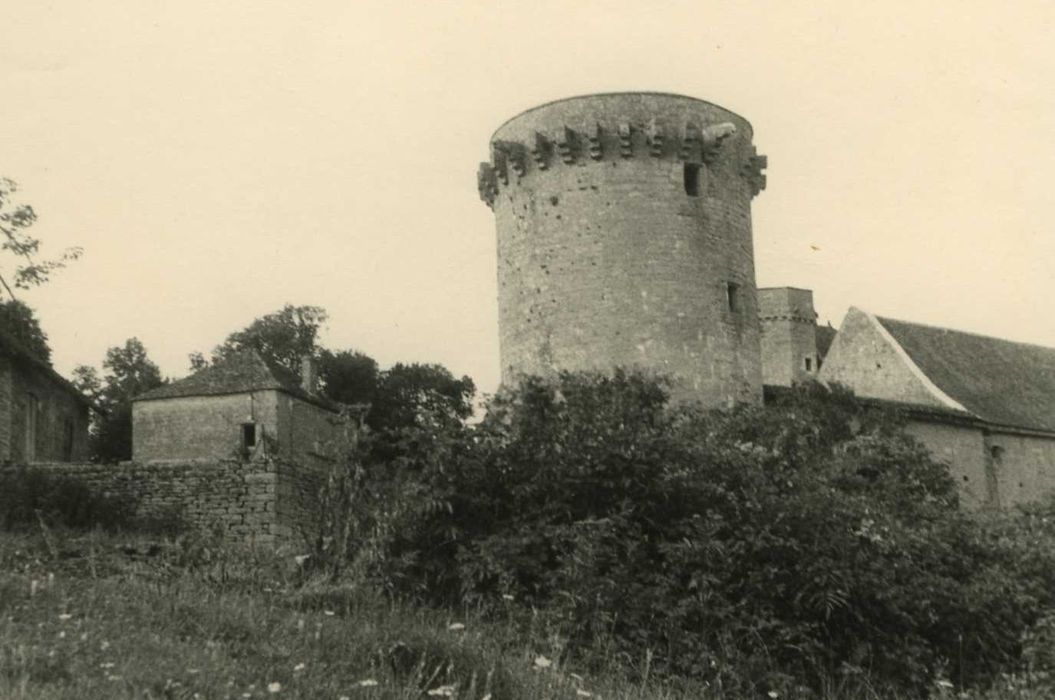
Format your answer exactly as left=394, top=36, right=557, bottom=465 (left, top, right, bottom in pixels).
left=0, top=458, right=327, bottom=544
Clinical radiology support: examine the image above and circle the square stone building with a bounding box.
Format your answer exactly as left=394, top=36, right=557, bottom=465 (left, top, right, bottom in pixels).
left=132, top=351, right=344, bottom=464
left=0, top=328, right=91, bottom=463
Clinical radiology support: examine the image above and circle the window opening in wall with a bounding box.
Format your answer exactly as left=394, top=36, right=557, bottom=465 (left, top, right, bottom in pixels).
left=725, top=282, right=741, bottom=313
left=241, top=423, right=257, bottom=451
left=805, top=357, right=812, bottom=372
left=683, top=163, right=700, bottom=196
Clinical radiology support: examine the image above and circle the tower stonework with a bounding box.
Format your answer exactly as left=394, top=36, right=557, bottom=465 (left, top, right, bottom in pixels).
left=758, top=287, right=820, bottom=386
left=478, top=93, right=768, bottom=406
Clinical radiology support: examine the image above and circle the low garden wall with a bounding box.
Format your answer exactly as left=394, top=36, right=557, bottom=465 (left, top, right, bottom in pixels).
left=0, top=458, right=328, bottom=545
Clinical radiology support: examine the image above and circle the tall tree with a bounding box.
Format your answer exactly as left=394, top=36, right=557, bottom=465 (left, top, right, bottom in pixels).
left=368, top=363, right=475, bottom=431
left=0, top=178, right=82, bottom=299
left=317, top=348, right=379, bottom=405
left=89, top=338, right=165, bottom=462
left=213, top=304, right=328, bottom=374
left=0, top=299, right=52, bottom=365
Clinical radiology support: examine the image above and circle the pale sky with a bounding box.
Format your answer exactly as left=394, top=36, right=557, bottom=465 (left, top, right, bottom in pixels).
left=3, top=1, right=1053, bottom=396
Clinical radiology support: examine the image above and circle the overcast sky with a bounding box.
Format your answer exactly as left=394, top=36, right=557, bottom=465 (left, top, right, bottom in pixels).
left=2, top=1, right=1053, bottom=396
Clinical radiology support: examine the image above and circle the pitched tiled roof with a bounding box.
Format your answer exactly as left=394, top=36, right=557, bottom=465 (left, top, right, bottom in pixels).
left=815, top=324, right=837, bottom=360
left=876, top=316, right=1055, bottom=434
left=133, top=350, right=338, bottom=412
left=0, top=327, right=93, bottom=408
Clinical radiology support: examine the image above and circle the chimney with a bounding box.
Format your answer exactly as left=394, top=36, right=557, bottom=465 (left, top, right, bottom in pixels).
left=300, top=355, right=318, bottom=394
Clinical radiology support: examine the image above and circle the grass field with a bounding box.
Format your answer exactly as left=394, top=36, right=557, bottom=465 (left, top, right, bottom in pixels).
left=0, top=527, right=1047, bottom=700
left=0, top=528, right=719, bottom=700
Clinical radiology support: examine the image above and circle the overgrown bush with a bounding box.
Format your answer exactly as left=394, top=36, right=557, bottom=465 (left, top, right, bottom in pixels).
left=313, top=371, right=1055, bottom=696
left=0, top=467, right=138, bottom=532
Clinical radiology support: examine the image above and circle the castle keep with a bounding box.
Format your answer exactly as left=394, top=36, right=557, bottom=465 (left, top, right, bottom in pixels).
left=479, top=93, right=768, bottom=406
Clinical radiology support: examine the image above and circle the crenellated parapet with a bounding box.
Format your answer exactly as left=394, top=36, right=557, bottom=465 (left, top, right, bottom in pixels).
left=478, top=116, right=764, bottom=207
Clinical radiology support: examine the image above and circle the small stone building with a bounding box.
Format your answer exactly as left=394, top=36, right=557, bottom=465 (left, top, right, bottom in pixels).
left=132, top=351, right=344, bottom=464
left=819, top=307, right=1055, bottom=508
left=0, top=329, right=91, bottom=463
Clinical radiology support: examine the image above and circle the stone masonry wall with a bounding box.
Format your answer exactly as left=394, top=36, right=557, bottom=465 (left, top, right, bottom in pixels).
left=1, top=355, right=90, bottom=463
left=759, top=287, right=820, bottom=387
left=133, top=392, right=281, bottom=463
left=0, top=459, right=297, bottom=544
left=481, top=93, right=767, bottom=407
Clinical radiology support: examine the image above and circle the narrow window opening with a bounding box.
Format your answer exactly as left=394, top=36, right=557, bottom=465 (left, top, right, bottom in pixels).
left=683, top=163, right=700, bottom=196
left=241, top=423, right=257, bottom=450
left=804, top=357, right=812, bottom=372
left=725, top=282, right=741, bottom=313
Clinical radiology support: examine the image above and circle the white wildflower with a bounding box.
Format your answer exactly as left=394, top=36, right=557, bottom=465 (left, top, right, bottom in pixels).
left=324, top=610, right=336, bottom=616
left=268, top=681, right=282, bottom=693
left=58, top=613, right=72, bottom=621
left=447, top=622, right=465, bottom=631
left=576, top=690, right=593, bottom=697
left=356, top=679, right=379, bottom=687
left=427, top=685, right=456, bottom=696
left=534, top=655, right=552, bottom=669
left=294, top=663, right=306, bottom=672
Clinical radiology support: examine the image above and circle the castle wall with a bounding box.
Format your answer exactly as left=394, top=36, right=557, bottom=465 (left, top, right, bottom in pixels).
left=903, top=420, right=988, bottom=508
left=759, top=287, right=820, bottom=386
left=481, top=93, right=766, bottom=406
left=983, top=430, right=1055, bottom=509
left=133, top=391, right=282, bottom=463
left=0, top=355, right=90, bottom=463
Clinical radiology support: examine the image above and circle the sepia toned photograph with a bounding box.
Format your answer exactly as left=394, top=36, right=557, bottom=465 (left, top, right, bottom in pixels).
left=1, top=2, right=1053, bottom=698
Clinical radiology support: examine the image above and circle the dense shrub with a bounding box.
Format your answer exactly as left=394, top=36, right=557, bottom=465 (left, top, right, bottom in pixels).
left=0, top=467, right=138, bottom=532
left=314, top=372, right=1055, bottom=696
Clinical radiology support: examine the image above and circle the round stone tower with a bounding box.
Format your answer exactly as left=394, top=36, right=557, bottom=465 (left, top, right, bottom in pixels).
left=478, top=93, right=768, bottom=406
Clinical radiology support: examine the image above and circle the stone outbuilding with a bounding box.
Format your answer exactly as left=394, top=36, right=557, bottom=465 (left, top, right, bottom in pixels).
left=819, top=307, right=1055, bottom=508
left=132, top=351, right=345, bottom=464
left=0, top=328, right=91, bottom=463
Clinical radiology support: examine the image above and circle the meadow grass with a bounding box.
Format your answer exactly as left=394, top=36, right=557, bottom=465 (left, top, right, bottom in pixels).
left=0, top=529, right=718, bottom=700
left=0, top=528, right=1048, bottom=699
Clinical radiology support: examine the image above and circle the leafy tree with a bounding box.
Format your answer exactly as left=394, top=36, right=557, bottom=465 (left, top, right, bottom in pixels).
left=213, top=304, right=327, bottom=374
left=187, top=351, right=209, bottom=372
left=317, top=348, right=379, bottom=405
left=70, top=364, right=102, bottom=403
left=0, top=178, right=82, bottom=299
left=87, top=338, right=165, bottom=462
left=367, top=362, right=475, bottom=431
left=0, top=299, right=51, bottom=365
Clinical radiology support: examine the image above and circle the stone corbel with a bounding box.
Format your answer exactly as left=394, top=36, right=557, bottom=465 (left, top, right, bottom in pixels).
left=739, top=147, right=768, bottom=197
left=494, top=140, right=527, bottom=179
left=477, top=162, right=498, bottom=206
left=618, top=122, right=633, bottom=157
left=679, top=122, right=701, bottom=161
left=532, top=131, right=551, bottom=170
left=557, top=126, right=579, bottom=164
left=701, top=122, right=737, bottom=164
left=646, top=118, right=663, bottom=157
left=587, top=123, right=603, bottom=160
